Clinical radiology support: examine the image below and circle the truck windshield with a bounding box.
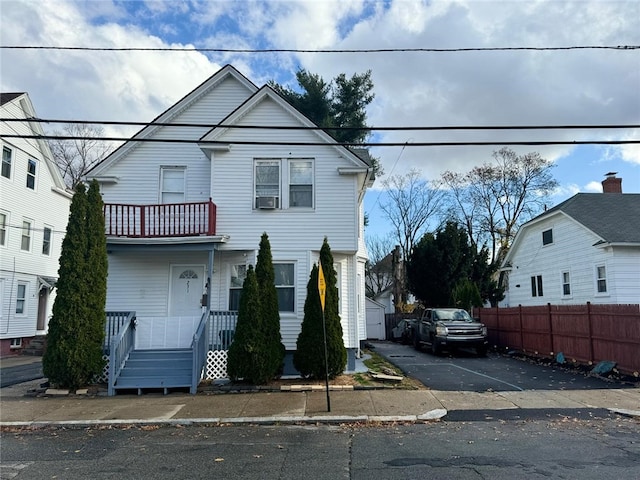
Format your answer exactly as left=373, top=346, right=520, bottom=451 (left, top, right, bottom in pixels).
left=435, top=309, right=473, bottom=321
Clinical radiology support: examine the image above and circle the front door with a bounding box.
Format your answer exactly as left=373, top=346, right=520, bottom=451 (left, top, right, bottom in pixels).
left=169, top=265, right=205, bottom=318
left=37, top=288, right=48, bottom=331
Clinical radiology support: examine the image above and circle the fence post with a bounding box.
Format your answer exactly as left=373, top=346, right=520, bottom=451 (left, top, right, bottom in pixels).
left=496, top=305, right=500, bottom=349
left=519, top=304, right=524, bottom=351
left=586, top=301, right=594, bottom=363
left=547, top=302, right=553, bottom=355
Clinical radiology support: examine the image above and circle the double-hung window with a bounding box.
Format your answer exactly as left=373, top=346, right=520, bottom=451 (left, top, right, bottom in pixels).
left=289, top=160, right=313, bottom=208
left=530, top=275, right=543, bottom=297
left=0, top=212, right=7, bottom=247
left=255, top=160, right=280, bottom=208
left=26, top=159, right=37, bottom=189
left=596, top=265, right=607, bottom=293
left=42, top=226, right=52, bottom=255
left=16, top=283, right=27, bottom=314
left=2, top=146, right=11, bottom=179
left=21, top=219, right=32, bottom=251
left=562, top=271, right=571, bottom=296
left=228, top=264, right=247, bottom=311
left=274, top=263, right=295, bottom=312
left=160, top=167, right=185, bottom=203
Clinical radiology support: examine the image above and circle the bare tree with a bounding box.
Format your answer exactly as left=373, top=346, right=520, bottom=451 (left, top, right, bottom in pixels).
left=364, top=234, right=395, bottom=297
left=442, top=148, right=558, bottom=264
left=379, top=169, right=445, bottom=262
left=48, top=124, right=113, bottom=188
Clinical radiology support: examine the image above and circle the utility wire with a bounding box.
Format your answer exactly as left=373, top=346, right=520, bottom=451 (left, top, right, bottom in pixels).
left=1, top=45, right=638, bottom=53
left=1, top=134, right=638, bottom=147
left=2, top=117, right=638, bottom=132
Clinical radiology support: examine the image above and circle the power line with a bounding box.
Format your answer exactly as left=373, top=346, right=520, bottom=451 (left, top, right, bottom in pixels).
left=2, top=117, right=638, bottom=132
left=1, top=133, right=638, bottom=147
left=1, top=45, right=638, bottom=53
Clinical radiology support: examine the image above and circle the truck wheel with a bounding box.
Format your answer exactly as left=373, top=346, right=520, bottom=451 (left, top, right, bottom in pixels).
left=430, top=337, right=440, bottom=356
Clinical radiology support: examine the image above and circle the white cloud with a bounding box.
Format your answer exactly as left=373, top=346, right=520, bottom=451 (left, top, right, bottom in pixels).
left=584, top=181, right=603, bottom=193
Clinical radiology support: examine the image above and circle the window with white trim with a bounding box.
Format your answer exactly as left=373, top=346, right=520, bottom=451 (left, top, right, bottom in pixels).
left=42, top=226, right=52, bottom=255
left=21, top=219, right=32, bottom=251
left=160, top=166, right=185, bottom=203
left=26, top=159, right=36, bottom=189
left=289, top=160, right=313, bottom=208
left=530, top=275, right=543, bottom=297
left=0, top=211, right=7, bottom=247
left=16, top=283, right=27, bottom=314
left=10, top=338, right=22, bottom=349
left=229, top=264, right=247, bottom=311
left=542, top=229, right=553, bottom=245
left=2, top=146, right=11, bottom=179
left=274, top=263, right=295, bottom=312
left=596, top=265, right=607, bottom=293
left=562, top=271, right=571, bottom=296
left=255, top=160, right=280, bottom=208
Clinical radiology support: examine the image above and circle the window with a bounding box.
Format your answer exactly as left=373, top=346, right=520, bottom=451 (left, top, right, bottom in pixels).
left=0, top=212, right=7, bottom=246
left=274, top=263, right=295, bottom=312
left=542, top=229, right=553, bottom=245
left=228, top=264, right=247, bottom=311
left=42, top=226, right=52, bottom=255
left=289, top=160, right=313, bottom=208
left=160, top=167, right=185, bottom=203
left=596, top=265, right=607, bottom=293
left=2, top=146, right=11, bottom=179
left=255, top=160, right=280, bottom=208
left=530, top=275, right=543, bottom=297
left=562, top=271, right=571, bottom=296
left=26, top=159, right=37, bottom=189
left=16, top=283, right=27, bottom=314
left=21, top=219, right=32, bottom=251
left=10, top=338, right=22, bottom=349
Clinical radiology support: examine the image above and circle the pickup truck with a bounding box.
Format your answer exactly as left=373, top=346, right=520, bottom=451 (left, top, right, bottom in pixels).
left=412, top=308, right=488, bottom=356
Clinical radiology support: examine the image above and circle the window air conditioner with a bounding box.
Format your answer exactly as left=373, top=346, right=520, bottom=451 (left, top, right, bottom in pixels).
left=257, top=196, right=277, bottom=209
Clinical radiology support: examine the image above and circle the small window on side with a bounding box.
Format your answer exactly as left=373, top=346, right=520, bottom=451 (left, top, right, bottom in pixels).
left=542, top=229, right=553, bottom=245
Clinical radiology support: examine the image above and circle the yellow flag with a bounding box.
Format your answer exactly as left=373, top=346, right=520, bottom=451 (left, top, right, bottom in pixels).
left=318, top=263, right=326, bottom=312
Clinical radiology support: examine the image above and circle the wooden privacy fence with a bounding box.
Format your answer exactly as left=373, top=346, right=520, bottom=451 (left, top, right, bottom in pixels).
left=475, top=303, right=640, bottom=375
left=385, top=313, right=419, bottom=340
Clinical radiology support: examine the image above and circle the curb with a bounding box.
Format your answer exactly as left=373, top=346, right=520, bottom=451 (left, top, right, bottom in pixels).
left=0, top=409, right=448, bottom=429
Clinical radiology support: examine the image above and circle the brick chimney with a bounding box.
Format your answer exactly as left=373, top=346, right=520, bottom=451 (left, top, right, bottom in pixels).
left=602, top=172, right=622, bottom=193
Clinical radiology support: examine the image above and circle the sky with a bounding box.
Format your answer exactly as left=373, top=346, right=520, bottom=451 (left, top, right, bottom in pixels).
left=1, top=0, right=639, bottom=240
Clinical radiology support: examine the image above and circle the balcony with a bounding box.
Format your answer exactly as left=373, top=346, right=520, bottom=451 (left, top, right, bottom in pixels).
left=104, top=200, right=216, bottom=238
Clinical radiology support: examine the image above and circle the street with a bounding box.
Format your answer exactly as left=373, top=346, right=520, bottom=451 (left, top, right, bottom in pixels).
left=2, top=417, right=639, bottom=479
left=0, top=359, right=43, bottom=388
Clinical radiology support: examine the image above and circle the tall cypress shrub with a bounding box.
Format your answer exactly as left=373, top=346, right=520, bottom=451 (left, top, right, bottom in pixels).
left=293, top=264, right=325, bottom=378
left=255, top=233, right=285, bottom=377
left=227, top=265, right=270, bottom=384
left=44, top=182, right=103, bottom=391
left=294, top=238, right=347, bottom=378
left=319, top=237, right=347, bottom=376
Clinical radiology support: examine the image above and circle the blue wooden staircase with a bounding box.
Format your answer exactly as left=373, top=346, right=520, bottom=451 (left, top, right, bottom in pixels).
left=111, top=349, right=194, bottom=395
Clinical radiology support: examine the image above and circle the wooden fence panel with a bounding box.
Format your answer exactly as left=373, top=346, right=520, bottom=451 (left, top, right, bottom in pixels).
left=477, top=303, right=640, bottom=375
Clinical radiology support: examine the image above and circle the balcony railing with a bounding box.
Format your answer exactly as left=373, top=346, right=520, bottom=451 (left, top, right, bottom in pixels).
left=104, top=200, right=216, bottom=238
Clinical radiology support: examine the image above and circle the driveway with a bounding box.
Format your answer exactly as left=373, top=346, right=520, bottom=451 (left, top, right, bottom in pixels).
left=370, top=341, right=626, bottom=392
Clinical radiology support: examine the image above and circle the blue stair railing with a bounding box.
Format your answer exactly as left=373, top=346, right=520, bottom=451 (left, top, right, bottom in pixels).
left=108, top=313, right=136, bottom=396
left=190, top=310, right=209, bottom=394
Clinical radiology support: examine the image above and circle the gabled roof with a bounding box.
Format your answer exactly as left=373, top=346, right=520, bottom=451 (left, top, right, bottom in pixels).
left=87, top=64, right=258, bottom=177
left=0, top=92, right=70, bottom=195
left=537, top=193, right=640, bottom=243
left=198, top=85, right=372, bottom=171
left=502, top=192, right=640, bottom=268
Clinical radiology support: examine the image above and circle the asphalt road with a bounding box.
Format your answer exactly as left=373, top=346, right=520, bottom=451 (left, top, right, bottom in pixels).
left=0, top=361, right=43, bottom=388
left=2, top=419, right=639, bottom=479
left=370, top=341, right=625, bottom=392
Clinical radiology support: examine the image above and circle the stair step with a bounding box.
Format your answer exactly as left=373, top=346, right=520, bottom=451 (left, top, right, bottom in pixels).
left=114, top=376, right=192, bottom=388
left=119, top=367, right=192, bottom=378
left=125, top=358, right=191, bottom=368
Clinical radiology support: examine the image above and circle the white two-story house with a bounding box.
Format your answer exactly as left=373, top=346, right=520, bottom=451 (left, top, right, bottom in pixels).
left=0, top=93, right=72, bottom=356
left=87, top=65, right=374, bottom=393
left=500, top=174, right=640, bottom=307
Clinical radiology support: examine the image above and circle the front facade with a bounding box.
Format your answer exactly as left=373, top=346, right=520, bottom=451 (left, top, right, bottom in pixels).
left=88, top=65, right=373, bottom=377
left=500, top=175, right=640, bottom=307
left=0, top=93, right=72, bottom=356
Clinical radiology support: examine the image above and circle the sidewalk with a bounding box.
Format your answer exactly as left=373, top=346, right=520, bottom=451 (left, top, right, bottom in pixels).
left=2, top=376, right=639, bottom=427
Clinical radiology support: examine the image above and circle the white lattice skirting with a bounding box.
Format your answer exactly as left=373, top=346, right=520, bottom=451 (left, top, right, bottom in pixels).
left=96, top=351, right=231, bottom=385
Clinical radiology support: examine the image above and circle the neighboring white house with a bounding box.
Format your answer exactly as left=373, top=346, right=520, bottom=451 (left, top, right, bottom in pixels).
left=0, top=93, right=72, bottom=356
left=500, top=174, right=640, bottom=307
left=87, top=65, right=374, bottom=374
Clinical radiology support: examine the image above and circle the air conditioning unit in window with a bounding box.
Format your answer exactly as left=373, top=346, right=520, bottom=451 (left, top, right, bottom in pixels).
left=257, top=196, right=277, bottom=209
